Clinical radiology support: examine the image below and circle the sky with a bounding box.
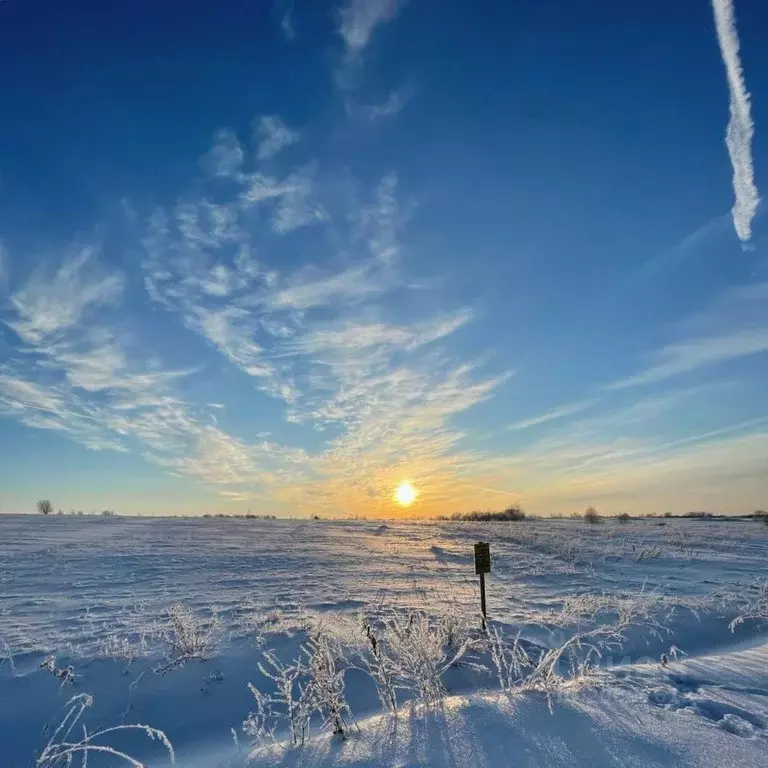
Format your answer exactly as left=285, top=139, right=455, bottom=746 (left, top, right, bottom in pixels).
left=1, top=0, right=767, bottom=518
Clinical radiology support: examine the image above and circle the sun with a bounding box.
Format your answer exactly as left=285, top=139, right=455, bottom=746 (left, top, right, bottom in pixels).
left=394, top=481, right=417, bottom=507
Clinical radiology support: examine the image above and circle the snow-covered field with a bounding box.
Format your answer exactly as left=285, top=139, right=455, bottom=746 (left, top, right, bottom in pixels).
left=1, top=515, right=767, bottom=767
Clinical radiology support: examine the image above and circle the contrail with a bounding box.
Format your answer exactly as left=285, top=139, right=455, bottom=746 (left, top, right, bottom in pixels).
left=711, top=0, right=759, bottom=243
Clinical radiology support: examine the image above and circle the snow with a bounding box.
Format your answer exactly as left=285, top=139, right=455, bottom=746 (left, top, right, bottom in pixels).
left=1, top=515, right=767, bottom=766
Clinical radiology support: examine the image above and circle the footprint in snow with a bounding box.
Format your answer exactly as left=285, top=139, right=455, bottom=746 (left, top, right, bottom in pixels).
left=648, top=685, right=766, bottom=738
left=719, top=713, right=758, bottom=738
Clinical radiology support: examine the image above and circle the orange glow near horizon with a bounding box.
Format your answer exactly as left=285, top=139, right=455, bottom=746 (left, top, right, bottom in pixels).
left=394, top=481, right=417, bottom=507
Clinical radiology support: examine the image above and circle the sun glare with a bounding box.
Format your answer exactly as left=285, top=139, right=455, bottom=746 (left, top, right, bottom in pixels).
left=394, top=481, right=417, bottom=507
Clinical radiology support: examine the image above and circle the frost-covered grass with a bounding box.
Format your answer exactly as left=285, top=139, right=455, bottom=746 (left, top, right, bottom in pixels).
left=36, top=693, right=174, bottom=768
left=728, top=577, right=768, bottom=631
left=152, top=602, right=227, bottom=674
left=1, top=514, right=767, bottom=766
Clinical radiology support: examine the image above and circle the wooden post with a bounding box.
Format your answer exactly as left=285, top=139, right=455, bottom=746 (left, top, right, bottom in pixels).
left=474, top=541, right=491, bottom=629
left=479, top=571, right=487, bottom=628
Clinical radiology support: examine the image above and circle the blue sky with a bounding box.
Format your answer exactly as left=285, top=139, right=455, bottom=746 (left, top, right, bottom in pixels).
left=1, top=0, right=767, bottom=517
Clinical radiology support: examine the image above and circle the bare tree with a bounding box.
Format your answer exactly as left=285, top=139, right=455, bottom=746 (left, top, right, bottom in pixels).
left=37, top=500, right=53, bottom=516
left=584, top=506, right=601, bottom=524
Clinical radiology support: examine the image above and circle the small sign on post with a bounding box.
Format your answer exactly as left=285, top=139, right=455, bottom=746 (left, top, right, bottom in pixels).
left=474, top=541, right=491, bottom=575
left=474, top=541, right=491, bottom=627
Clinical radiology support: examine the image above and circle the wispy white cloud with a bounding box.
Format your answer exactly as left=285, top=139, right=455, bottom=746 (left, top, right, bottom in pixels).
left=4, top=254, right=192, bottom=403
left=607, top=282, right=768, bottom=389
left=219, top=489, right=250, bottom=501
left=8, top=248, right=124, bottom=345
left=202, top=129, right=245, bottom=179
left=711, top=0, right=760, bottom=242
left=239, top=172, right=292, bottom=205
left=608, top=328, right=768, bottom=389
left=358, top=85, right=413, bottom=121
left=284, top=311, right=472, bottom=358
left=513, top=386, right=734, bottom=468
left=280, top=7, right=295, bottom=41
left=256, top=116, right=300, bottom=160
left=625, top=213, right=731, bottom=287
left=355, top=172, right=406, bottom=263
left=262, top=263, right=389, bottom=311
left=0, top=347, right=312, bottom=493
left=337, top=0, right=404, bottom=55
left=188, top=305, right=265, bottom=371
left=0, top=373, right=69, bottom=418
left=0, top=246, right=315, bottom=496
left=271, top=167, right=327, bottom=234
left=507, top=398, right=598, bottom=432
left=465, top=383, right=768, bottom=515
left=144, top=157, right=451, bottom=397
left=175, top=199, right=242, bottom=249
left=0, top=369, right=126, bottom=452
left=519, top=427, right=768, bottom=515
left=238, top=163, right=326, bottom=234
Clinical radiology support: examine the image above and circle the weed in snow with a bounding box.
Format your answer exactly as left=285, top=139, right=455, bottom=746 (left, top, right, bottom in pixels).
left=728, top=578, right=768, bottom=631
left=354, top=618, right=400, bottom=714
left=1, top=638, right=18, bottom=678
left=244, top=634, right=360, bottom=751
left=40, top=656, right=76, bottom=686
left=99, top=632, right=148, bottom=671
left=633, top=544, right=665, bottom=562
left=152, top=602, right=226, bottom=674
left=305, top=636, right=357, bottom=737
left=375, top=610, right=479, bottom=706
left=484, top=590, right=670, bottom=710
left=244, top=649, right=314, bottom=748
left=36, top=693, right=174, bottom=767
left=485, top=625, right=536, bottom=692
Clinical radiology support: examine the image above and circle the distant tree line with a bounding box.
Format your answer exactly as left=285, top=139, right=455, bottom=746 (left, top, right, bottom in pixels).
left=439, top=504, right=527, bottom=522
left=202, top=513, right=277, bottom=520
left=436, top=504, right=768, bottom=525
left=35, top=501, right=279, bottom=519
left=36, top=500, right=116, bottom=517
